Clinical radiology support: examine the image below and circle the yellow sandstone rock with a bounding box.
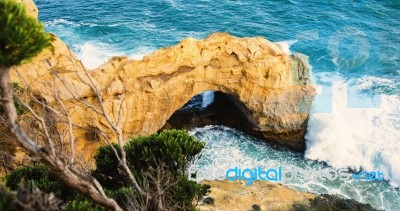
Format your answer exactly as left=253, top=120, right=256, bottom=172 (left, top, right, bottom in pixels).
left=197, top=180, right=315, bottom=211
left=11, top=33, right=315, bottom=157
left=10, top=1, right=315, bottom=162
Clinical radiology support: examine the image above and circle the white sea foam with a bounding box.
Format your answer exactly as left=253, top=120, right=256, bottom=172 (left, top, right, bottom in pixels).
left=45, top=18, right=80, bottom=27
left=45, top=18, right=98, bottom=27
left=189, top=125, right=400, bottom=210
left=355, top=76, right=398, bottom=92
left=202, top=91, right=215, bottom=108
left=108, top=23, right=121, bottom=27
left=128, top=46, right=156, bottom=61
left=76, top=42, right=155, bottom=69
left=305, top=74, right=400, bottom=187
left=76, top=42, right=123, bottom=69
left=275, top=40, right=297, bottom=55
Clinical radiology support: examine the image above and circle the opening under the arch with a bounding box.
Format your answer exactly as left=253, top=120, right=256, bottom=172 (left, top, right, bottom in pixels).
left=161, top=91, right=261, bottom=139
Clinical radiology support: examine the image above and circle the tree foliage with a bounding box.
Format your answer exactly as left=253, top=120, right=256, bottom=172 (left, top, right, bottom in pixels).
left=93, top=129, right=210, bottom=210
left=93, top=130, right=205, bottom=188
left=4, top=130, right=210, bottom=210
left=291, top=194, right=378, bottom=211
left=5, top=165, right=76, bottom=202
left=0, top=0, right=53, bottom=68
left=0, top=82, right=26, bottom=116
left=124, top=129, right=205, bottom=173
left=0, top=182, right=62, bottom=211
left=63, top=198, right=104, bottom=211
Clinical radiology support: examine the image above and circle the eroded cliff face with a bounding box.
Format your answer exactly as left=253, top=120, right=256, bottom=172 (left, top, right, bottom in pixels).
left=10, top=0, right=315, bottom=160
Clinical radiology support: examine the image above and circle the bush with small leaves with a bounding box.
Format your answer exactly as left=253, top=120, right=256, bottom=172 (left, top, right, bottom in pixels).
left=173, top=178, right=211, bottom=209
left=93, top=129, right=210, bottom=210
left=106, top=187, right=138, bottom=210
left=11, top=82, right=26, bottom=115
left=0, top=82, right=26, bottom=116
left=0, top=183, right=62, bottom=211
left=5, top=165, right=76, bottom=202
left=63, top=198, right=103, bottom=211
left=291, top=194, right=378, bottom=211
left=0, top=0, right=53, bottom=68
left=0, top=185, right=12, bottom=211
left=91, top=143, right=126, bottom=190
left=4, top=130, right=210, bottom=210
left=124, top=129, right=205, bottom=174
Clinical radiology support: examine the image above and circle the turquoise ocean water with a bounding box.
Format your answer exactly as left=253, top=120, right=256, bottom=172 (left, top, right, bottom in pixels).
left=35, top=0, right=400, bottom=210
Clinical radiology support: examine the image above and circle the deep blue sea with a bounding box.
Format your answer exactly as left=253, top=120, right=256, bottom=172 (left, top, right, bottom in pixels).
left=35, top=0, right=400, bottom=210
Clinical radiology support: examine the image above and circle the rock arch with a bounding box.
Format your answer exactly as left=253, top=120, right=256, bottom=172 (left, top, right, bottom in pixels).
left=117, top=33, right=315, bottom=149
left=12, top=33, right=315, bottom=157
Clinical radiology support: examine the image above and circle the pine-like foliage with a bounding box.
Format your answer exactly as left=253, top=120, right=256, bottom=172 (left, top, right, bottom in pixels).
left=0, top=0, right=53, bottom=68
left=4, top=130, right=210, bottom=210
left=93, top=129, right=210, bottom=210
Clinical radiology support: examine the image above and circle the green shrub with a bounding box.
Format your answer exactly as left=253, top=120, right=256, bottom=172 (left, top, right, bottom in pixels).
left=0, top=82, right=26, bottom=116
left=124, top=129, right=205, bottom=174
left=291, top=194, right=378, bottom=211
left=106, top=187, right=138, bottom=210
left=0, top=182, right=62, bottom=210
left=93, top=129, right=205, bottom=190
left=5, top=165, right=103, bottom=210
left=0, top=0, right=53, bottom=68
left=91, top=143, right=126, bottom=190
left=63, top=198, right=103, bottom=211
left=11, top=82, right=26, bottom=115
left=173, top=177, right=211, bottom=210
left=4, top=130, right=210, bottom=210
left=5, top=165, right=76, bottom=202
left=93, top=129, right=210, bottom=210
left=312, top=194, right=377, bottom=211
left=0, top=185, right=12, bottom=211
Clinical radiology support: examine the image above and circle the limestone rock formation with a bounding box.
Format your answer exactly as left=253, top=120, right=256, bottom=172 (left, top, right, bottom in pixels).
left=11, top=33, right=315, bottom=153
left=197, top=180, right=315, bottom=210
left=10, top=1, right=315, bottom=160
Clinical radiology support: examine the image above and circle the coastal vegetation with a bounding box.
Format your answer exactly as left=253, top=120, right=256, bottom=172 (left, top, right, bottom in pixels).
left=1, top=130, right=210, bottom=210
left=291, top=194, right=378, bottom=211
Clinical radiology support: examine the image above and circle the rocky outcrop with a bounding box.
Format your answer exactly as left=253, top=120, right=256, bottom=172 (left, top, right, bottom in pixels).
left=13, top=34, right=315, bottom=151
left=10, top=1, right=315, bottom=160
left=196, top=180, right=378, bottom=211
left=197, top=180, right=315, bottom=211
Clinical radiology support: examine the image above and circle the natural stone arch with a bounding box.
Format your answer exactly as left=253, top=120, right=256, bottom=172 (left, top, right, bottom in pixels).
left=12, top=33, right=315, bottom=159
left=115, top=33, right=314, bottom=149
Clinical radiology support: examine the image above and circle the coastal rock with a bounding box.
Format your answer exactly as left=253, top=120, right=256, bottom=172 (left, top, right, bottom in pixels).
left=11, top=33, right=315, bottom=156
left=11, top=2, right=315, bottom=160
left=197, top=180, right=315, bottom=210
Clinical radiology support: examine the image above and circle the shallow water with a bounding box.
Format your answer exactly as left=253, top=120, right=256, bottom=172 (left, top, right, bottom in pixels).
left=190, top=125, right=400, bottom=211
